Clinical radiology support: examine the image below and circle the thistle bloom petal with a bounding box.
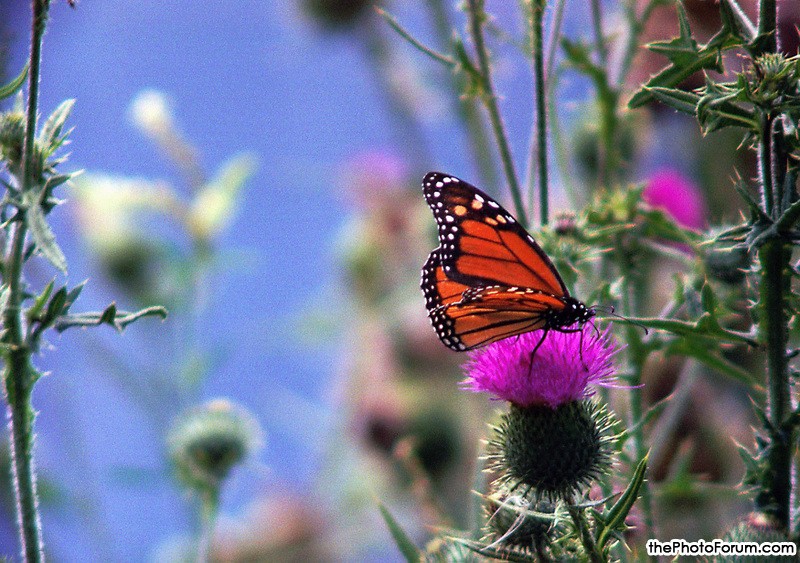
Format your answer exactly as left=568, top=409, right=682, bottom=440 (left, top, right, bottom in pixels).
left=463, top=326, right=618, bottom=408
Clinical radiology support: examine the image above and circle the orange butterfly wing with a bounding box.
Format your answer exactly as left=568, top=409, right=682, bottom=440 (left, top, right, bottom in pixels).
left=420, top=173, right=589, bottom=352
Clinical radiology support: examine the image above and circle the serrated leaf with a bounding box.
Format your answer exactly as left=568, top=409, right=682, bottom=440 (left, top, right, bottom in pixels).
left=377, top=503, right=420, bottom=563
left=718, top=0, right=756, bottom=45
left=38, top=99, right=75, bottom=155
left=646, top=3, right=698, bottom=64
left=43, top=173, right=73, bottom=192
left=732, top=178, right=769, bottom=222
left=647, top=87, right=701, bottom=115
left=0, top=63, right=29, bottom=101
left=25, top=202, right=67, bottom=273
left=629, top=1, right=742, bottom=108
left=700, top=283, right=716, bottom=312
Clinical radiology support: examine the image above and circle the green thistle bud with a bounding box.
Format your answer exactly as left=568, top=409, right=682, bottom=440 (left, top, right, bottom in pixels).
left=484, top=489, right=561, bottom=553
left=552, top=212, right=578, bottom=237
left=168, top=399, right=263, bottom=495
left=714, top=513, right=796, bottom=563
left=0, top=110, right=25, bottom=173
left=487, top=400, right=615, bottom=501
left=748, top=54, right=800, bottom=107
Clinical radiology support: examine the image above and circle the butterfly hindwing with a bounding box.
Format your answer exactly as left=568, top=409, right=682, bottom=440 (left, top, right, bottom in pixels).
left=422, top=172, right=568, bottom=297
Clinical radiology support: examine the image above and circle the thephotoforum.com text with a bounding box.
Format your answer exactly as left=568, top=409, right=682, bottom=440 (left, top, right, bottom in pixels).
left=646, top=538, right=797, bottom=558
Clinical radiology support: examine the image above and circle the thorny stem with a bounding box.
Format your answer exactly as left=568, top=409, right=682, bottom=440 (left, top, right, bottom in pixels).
left=753, top=0, right=794, bottom=530
left=756, top=240, right=793, bottom=528
left=760, top=113, right=775, bottom=214
left=757, top=0, right=777, bottom=54
left=2, top=1, right=50, bottom=561
left=427, top=0, right=499, bottom=189
left=567, top=504, right=603, bottom=563
left=466, top=0, right=528, bottom=227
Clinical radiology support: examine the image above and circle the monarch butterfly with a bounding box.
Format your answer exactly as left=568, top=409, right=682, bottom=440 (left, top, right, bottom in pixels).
left=420, top=172, right=595, bottom=352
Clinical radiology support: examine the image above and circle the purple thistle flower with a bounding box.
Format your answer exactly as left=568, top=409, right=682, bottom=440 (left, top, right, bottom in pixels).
left=643, top=168, right=706, bottom=231
left=463, top=326, right=619, bottom=408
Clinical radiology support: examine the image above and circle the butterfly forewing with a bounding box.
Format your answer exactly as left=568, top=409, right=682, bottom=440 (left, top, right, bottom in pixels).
left=422, top=172, right=567, bottom=297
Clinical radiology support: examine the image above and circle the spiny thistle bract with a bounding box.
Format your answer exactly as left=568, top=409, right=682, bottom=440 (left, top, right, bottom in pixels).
left=487, top=399, right=615, bottom=502
left=483, top=488, right=563, bottom=554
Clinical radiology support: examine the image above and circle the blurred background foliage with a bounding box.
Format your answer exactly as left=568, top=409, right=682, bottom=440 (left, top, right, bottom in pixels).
left=0, top=0, right=798, bottom=561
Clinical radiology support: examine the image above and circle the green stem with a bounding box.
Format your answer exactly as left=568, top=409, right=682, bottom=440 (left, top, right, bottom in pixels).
left=760, top=113, right=775, bottom=214
left=614, top=0, right=661, bottom=87
left=2, top=2, right=50, bottom=560
left=530, top=0, right=549, bottom=225
left=590, top=0, right=607, bottom=68
left=466, top=0, right=527, bottom=226
left=619, top=266, right=656, bottom=550
left=756, top=241, right=793, bottom=529
left=757, top=0, right=777, bottom=53
left=427, top=0, right=499, bottom=189
left=567, top=504, right=603, bottom=563
left=195, top=489, right=220, bottom=563
left=753, top=0, right=793, bottom=524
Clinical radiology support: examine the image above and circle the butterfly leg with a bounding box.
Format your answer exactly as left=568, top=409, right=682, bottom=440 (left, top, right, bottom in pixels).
left=554, top=325, right=590, bottom=371
left=529, top=329, right=549, bottom=364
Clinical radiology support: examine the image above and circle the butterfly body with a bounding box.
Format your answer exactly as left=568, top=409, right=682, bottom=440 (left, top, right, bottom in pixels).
left=420, top=172, right=594, bottom=352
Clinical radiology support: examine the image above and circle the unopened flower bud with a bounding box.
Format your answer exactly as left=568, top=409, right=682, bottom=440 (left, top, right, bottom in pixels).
left=168, top=399, right=263, bottom=495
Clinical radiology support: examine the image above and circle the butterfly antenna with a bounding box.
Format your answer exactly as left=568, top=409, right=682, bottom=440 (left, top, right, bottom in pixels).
left=592, top=305, right=649, bottom=335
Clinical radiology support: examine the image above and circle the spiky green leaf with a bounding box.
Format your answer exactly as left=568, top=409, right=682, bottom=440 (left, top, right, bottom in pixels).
left=596, top=456, right=648, bottom=549
left=25, top=202, right=67, bottom=273
left=38, top=99, right=75, bottom=156
left=377, top=503, right=420, bottom=563
left=0, top=64, right=29, bottom=101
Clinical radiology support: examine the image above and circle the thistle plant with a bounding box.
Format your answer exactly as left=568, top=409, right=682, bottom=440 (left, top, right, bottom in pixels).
left=373, top=0, right=800, bottom=561
left=0, top=1, right=166, bottom=560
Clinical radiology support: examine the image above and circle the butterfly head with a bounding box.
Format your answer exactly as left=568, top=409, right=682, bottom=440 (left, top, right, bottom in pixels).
left=545, top=297, right=595, bottom=330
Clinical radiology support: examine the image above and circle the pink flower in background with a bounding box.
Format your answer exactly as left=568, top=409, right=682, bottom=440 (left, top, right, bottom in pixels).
left=463, top=326, right=619, bottom=408
left=341, top=149, right=409, bottom=210
left=643, top=169, right=707, bottom=230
